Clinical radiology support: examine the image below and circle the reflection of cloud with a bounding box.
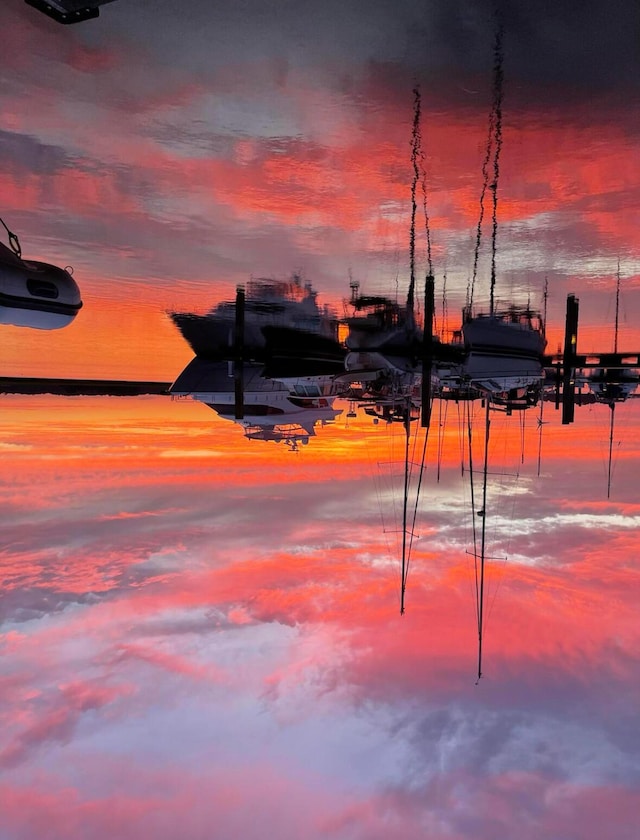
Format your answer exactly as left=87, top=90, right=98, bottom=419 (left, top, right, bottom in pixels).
left=0, top=129, right=69, bottom=175
left=2, top=396, right=640, bottom=837
left=107, top=642, right=228, bottom=683
left=0, top=680, right=132, bottom=770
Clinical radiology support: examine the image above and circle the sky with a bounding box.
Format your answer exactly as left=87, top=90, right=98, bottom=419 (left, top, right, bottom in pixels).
left=1, top=1, right=640, bottom=838
left=1, top=0, right=640, bottom=376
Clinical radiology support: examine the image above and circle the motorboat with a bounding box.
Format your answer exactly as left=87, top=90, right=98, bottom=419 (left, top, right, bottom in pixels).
left=170, top=358, right=343, bottom=448
left=170, top=275, right=339, bottom=360
left=343, top=284, right=422, bottom=358
left=460, top=306, right=546, bottom=396
left=0, top=242, right=82, bottom=329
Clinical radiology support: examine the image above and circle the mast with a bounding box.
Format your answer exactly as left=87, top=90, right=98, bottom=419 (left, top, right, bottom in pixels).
left=489, top=24, right=504, bottom=317
left=476, top=397, right=491, bottom=682
left=234, top=285, right=245, bottom=420
left=408, top=87, right=421, bottom=321
left=607, top=262, right=621, bottom=499
left=537, top=277, right=549, bottom=477
left=607, top=403, right=615, bottom=500
left=400, top=397, right=411, bottom=614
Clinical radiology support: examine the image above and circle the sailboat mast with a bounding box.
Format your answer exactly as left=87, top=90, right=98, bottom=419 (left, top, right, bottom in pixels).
left=489, top=25, right=504, bottom=317
left=614, top=259, right=620, bottom=354
left=400, top=397, right=411, bottom=615
left=408, top=87, right=421, bottom=318
left=607, top=263, right=621, bottom=499
left=477, top=397, right=491, bottom=682
left=607, top=404, right=615, bottom=500
left=537, top=278, right=549, bottom=477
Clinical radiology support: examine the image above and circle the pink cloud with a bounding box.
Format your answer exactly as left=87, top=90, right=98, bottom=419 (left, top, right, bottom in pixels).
left=0, top=680, right=133, bottom=769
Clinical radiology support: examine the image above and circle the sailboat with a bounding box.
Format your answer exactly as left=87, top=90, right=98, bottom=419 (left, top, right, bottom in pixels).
left=343, top=87, right=436, bottom=616
left=455, top=24, right=546, bottom=681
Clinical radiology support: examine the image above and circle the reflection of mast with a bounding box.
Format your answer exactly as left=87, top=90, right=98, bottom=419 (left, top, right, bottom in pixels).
left=397, top=390, right=429, bottom=615
left=476, top=398, right=491, bottom=682
left=607, top=263, right=621, bottom=499
left=607, top=402, right=615, bottom=499
left=234, top=285, right=245, bottom=419
left=399, top=87, right=428, bottom=613
left=537, top=278, right=549, bottom=477
left=469, top=21, right=505, bottom=681
left=466, top=397, right=492, bottom=683
left=400, top=398, right=411, bottom=615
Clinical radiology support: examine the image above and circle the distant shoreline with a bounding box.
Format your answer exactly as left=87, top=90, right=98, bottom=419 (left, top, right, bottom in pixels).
left=0, top=377, right=172, bottom=397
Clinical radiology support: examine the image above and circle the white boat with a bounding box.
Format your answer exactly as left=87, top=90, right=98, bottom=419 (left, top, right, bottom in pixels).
left=460, top=307, right=547, bottom=396
left=0, top=242, right=82, bottom=330
left=170, top=358, right=343, bottom=448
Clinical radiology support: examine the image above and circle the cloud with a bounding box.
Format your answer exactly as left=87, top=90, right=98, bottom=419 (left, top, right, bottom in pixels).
left=0, top=680, right=132, bottom=769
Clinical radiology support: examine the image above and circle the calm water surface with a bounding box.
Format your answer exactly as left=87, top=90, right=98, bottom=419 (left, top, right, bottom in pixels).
left=1, top=2, right=640, bottom=838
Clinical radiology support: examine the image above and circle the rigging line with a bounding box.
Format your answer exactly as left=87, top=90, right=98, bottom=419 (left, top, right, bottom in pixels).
left=409, top=400, right=423, bottom=483
left=376, top=419, right=400, bottom=563
left=436, top=396, right=445, bottom=483
left=607, top=404, right=615, bottom=500
left=476, top=397, right=492, bottom=683
left=407, top=404, right=433, bottom=569
left=0, top=215, right=22, bottom=258
left=466, top=402, right=480, bottom=631
left=489, top=23, right=505, bottom=316
left=536, top=396, right=545, bottom=477
left=486, top=464, right=519, bottom=631
left=400, top=398, right=412, bottom=614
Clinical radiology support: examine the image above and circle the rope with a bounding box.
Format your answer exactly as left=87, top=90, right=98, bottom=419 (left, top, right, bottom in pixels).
left=0, top=216, right=22, bottom=258
left=406, top=405, right=432, bottom=575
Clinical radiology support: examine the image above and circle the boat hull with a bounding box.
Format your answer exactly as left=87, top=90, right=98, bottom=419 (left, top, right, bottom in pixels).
left=0, top=243, right=82, bottom=330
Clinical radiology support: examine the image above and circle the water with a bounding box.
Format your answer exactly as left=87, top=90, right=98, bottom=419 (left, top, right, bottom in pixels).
left=1, top=3, right=640, bottom=838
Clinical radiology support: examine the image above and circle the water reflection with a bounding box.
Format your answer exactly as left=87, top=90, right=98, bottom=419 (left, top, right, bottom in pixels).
left=3, top=1, right=640, bottom=836
left=171, top=358, right=344, bottom=449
